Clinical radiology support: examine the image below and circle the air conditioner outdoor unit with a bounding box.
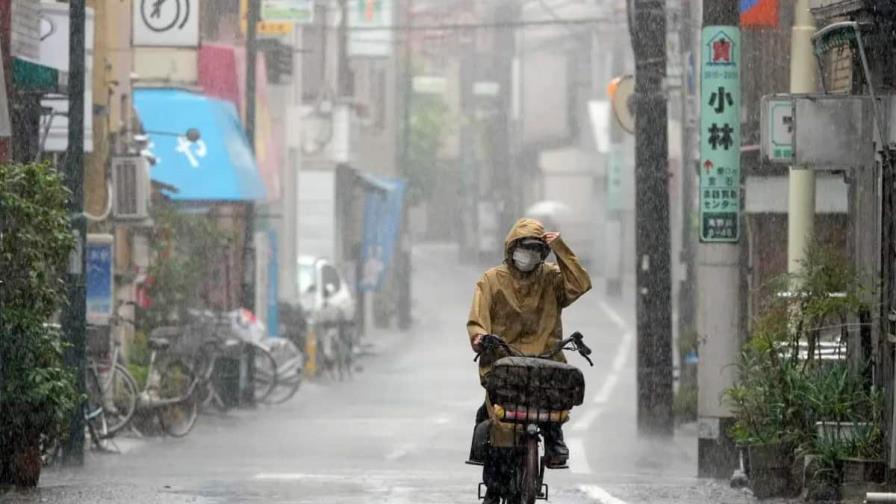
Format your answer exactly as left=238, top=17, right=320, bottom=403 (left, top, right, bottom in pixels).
left=112, top=156, right=150, bottom=220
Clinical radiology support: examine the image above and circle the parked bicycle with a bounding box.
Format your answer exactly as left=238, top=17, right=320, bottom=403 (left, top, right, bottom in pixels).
left=129, top=326, right=201, bottom=437
left=187, top=309, right=279, bottom=411
left=84, top=324, right=139, bottom=439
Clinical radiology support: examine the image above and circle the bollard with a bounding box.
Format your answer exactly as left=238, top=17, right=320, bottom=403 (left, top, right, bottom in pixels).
left=866, top=493, right=896, bottom=503
left=304, top=327, right=317, bottom=377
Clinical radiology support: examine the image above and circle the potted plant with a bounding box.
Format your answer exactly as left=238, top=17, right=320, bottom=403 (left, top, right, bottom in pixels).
left=0, top=162, right=76, bottom=487
left=726, top=243, right=876, bottom=500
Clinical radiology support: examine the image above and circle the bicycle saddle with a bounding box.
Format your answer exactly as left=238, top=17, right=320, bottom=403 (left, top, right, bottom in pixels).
left=149, top=338, right=171, bottom=351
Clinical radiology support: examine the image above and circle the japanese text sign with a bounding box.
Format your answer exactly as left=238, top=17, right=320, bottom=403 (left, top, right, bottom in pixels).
left=700, top=26, right=741, bottom=242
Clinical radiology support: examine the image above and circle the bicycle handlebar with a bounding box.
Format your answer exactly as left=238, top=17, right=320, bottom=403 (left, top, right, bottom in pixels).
left=474, top=332, right=594, bottom=367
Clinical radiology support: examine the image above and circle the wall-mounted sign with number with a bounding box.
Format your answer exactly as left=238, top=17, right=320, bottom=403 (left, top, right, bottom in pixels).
left=133, top=0, right=199, bottom=47
left=699, top=26, right=741, bottom=243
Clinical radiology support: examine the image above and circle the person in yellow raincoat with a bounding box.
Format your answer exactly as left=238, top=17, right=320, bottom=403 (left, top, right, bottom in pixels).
left=466, top=218, right=591, bottom=500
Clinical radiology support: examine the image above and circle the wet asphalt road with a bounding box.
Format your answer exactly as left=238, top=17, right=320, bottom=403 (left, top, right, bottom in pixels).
left=2, top=244, right=770, bottom=504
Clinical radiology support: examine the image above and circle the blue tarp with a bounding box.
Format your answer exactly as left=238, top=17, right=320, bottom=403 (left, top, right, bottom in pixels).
left=359, top=175, right=406, bottom=293
left=133, top=88, right=266, bottom=201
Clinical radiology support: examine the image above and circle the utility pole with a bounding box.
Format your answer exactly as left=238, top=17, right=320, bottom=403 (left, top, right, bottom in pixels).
left=241, top=0, right=260, bottom=407
left=630, top=0, right=674, bottom=436
left=243, top=0, right=259, bottom=309
left=787, top=0, right=817, bottom=275
left=62, top=0, right=87, bottom=466
left=696, top=0, right=741, bottom=479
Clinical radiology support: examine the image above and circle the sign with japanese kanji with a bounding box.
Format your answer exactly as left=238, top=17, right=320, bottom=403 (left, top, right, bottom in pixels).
left=700, top=26, right=741, bottom=242
left=761, top=95, right=794, bottom=163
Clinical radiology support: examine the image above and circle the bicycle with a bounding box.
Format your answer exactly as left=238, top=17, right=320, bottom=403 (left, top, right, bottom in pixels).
left=472, top=332, right=593, bottom=504
left=188, top=310, right=279, bottom=410
left=131, top=326, right=200, bottom=437
left=39, top=325, right=130, bottom=464
left=85, top=325, right=139, bottom=439
left=262, top=337, right=304, bottom=405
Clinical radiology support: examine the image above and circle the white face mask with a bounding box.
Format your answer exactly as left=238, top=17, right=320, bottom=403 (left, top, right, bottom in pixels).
left=512, top=248, right=541, bottom=272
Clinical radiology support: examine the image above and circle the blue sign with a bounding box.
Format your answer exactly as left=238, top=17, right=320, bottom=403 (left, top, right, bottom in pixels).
left=86, top=236, right=114, bottom=322
left=359, top=176, right=406, bottom=292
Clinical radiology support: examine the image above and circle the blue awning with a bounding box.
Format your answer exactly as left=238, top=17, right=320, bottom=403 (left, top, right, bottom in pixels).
left=133, top=88, right=266, bottom=201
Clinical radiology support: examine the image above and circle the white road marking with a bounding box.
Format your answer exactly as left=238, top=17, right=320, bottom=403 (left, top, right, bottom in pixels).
left=579, top=484, right=629, bottom=504
left=593, top=373, right=619, bottom=405
left=566, top=437, right=592, bottom=475
left=599, top=300, right=631, bottom=332
left=571, top=408, right=602, bottom=432
left=571, top=328, right=633, bottom=432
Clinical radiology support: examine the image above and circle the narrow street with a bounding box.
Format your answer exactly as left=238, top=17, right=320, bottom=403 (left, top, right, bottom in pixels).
left=4, top=245, right=762, bottom=504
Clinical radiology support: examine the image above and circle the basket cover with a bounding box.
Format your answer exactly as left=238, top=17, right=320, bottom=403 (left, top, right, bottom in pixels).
left=484, top=356, right=585, bottom=411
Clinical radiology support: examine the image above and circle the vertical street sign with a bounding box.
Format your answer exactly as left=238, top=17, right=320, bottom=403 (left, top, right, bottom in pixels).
left=699, top=26, right=741, bottom=242
left=85, top=234, right=114, bottom=325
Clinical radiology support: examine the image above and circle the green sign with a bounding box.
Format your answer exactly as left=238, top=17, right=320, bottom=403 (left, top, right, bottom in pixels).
left=699, top=26, right=741, bottom=242
left=262, top=0, right=314, bottom=23
left=606, top=148, right=624, bottom=212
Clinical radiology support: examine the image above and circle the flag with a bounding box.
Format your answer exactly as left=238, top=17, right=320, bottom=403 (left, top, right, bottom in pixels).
left=740, top=0, right=778, bottom=27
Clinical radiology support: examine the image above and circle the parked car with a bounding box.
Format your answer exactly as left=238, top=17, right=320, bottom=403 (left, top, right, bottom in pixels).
left=297, top=256, right=356, bottom=329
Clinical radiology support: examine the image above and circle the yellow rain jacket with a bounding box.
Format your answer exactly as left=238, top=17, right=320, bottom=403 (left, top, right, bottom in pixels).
left=467, top=218, right=592, bottom=446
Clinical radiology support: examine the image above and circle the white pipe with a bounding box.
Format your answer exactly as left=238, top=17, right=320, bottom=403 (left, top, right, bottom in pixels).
left=786, top=0, right=817, bottom=275
left=83, top=180, right=113, bottom=222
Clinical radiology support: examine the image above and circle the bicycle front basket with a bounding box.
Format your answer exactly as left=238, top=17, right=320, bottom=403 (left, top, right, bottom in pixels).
left=484, top=356, right=585, bottom=411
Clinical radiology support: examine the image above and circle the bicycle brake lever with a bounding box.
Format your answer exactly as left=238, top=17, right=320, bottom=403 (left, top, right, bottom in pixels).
left=582, top=353, right=594, bottom=367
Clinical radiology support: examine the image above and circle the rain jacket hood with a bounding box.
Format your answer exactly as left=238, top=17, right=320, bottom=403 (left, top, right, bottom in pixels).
left=503, top=218, right=546, bottom=263
left=467, top=218, right=592, bottom=447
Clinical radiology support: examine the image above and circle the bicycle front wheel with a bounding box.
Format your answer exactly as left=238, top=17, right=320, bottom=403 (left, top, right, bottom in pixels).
left=520, top=437, right=540, bottom=504
left=156, top=358, right=199, bottom=437
left=252, top=343, right=278, bottom=403
left=103, top=364, right=139, bottom=436
left=85, top=365, right=109, bottom=442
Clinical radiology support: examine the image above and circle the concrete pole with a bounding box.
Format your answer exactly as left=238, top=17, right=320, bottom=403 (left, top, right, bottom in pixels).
left=696, top=0, right=741, bottom=479
left=787, top=0, right=817, bottom=274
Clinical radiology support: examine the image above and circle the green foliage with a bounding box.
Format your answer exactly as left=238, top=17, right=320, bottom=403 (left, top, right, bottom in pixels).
left=139, top=203, right=233, bottom=329
left=0, top=162, right=74, bottom=320
left=404, top=93, right=452, bottom=205
left=0, top=162, right=77, bottom=451
left=726, top=243, right=880, bottom=450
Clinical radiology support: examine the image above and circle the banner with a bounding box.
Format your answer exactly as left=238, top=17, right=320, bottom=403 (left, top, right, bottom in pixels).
left=86, top=234, right=114, bottom=324
left=740, top=0, right=778, bottom=28
left=699, top=26, right=741, bottom=242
